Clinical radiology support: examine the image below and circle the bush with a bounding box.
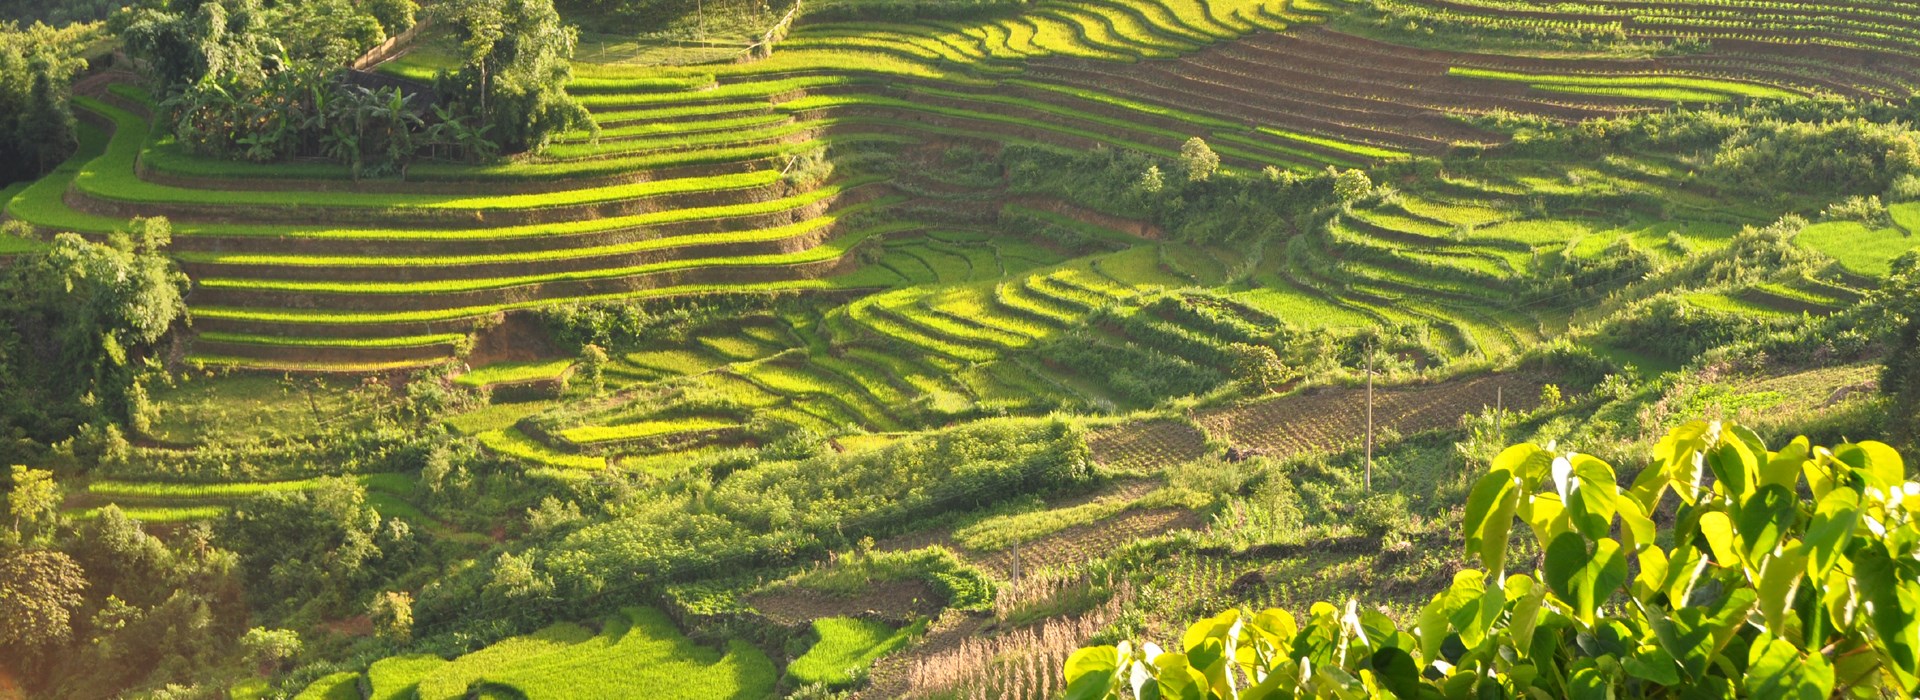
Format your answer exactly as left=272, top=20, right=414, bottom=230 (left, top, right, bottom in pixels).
left=1821, top=195, right=1891, bottom=227
left=1070, top=420, right=1920, bottom=698
left=1709, top=117, right=1920, bottom=196
left=1180, top=137, right=1219, bottom=182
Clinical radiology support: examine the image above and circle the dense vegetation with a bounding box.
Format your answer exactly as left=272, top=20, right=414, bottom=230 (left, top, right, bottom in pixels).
left=0, top=22, right=91, bottom=186
left=3, top=0, right=1920, bottom=697
left=1072, top=423, right=1920, bottom=697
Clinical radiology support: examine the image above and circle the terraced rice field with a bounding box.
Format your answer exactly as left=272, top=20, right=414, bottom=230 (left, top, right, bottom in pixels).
left=314, top=608, right=776, bottom=700
left=3, top=0, right=1871, bottom=375
left=1361, top=0, right=1920, bottom=99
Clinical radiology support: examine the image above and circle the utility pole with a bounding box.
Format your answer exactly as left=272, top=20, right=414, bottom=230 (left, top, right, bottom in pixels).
left=1010, top=539, right=1021, bottom=586
left=1365, top=341, right=1374, bottom=492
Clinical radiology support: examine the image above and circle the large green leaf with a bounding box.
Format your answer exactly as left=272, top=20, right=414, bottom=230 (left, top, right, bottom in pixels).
left=1697, top=511, right=1740, bottom=569
left=1755, top=541, right=1808, bottom=643
left=1544, top=532, right=1625, bottom=624
left=1736, top=485, right=1797, bottom=566
left=1369, top=646, right=1422, bottom=698
left=1579, top=539, right=1628, bottom=625
left=1064, top=646, right=1123, bottom=700
left=1464, top=468, right=1521, bottom=574
left=1760, top=438, right=1808, bottom=492
left=1446, top=576, right=1502, bottom=650
left=1506, top=577, right=1547, bottom=661
left=1493, top=443, right=1553, bottom=492
left=1806, top=488, right=1859, bottom=579
left=1746, top=636, right=1832, bottom=700
left=1654, top=421, right=1713, bottom=481
left=1151, top=653, right=1210, bottom=700
left=1616, top=497, right=1655, bottom=553
left=1706, top=440, right=1759, bottom=502
left=1836, top=441, right=1905, bottom=490
left=1855, top=544, right=1920, bottom=689
left=1182, top=609, right=1239, bottom=654
left=1523, top=492, right=1570, bottom=552
left=1565, top=455, right=1618, bottom=543
left=1543, top=531, right=1588, bottom=606
left=1568, top=664, right=1610, bottom=700
left=1624, top=645, right=1681, bottom=686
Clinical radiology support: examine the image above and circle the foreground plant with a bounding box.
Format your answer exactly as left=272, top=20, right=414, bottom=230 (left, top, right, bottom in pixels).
left=1066, top=420, right=1920, bottom=698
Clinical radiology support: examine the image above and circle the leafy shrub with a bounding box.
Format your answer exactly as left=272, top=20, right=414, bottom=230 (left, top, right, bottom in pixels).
left=499, top=420, right=1087, bottom=616
left=1180, top=137, right=1219, bottom=182
left=1821, top=195, right=1892, bottom=227
left=1889, top=173, right=1920, bottom=202
left=1710, top=118, right=1920, bottom=196
left=1070, top=420, right=1920, bottom=697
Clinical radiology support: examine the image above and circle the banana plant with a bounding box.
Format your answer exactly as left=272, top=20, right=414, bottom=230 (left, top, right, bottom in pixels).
left=1067, top=420, right=1920, bottom=698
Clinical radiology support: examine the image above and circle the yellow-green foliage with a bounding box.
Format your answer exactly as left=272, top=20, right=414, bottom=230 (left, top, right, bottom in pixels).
left=787, top=617, right=927, bottom=688
left=292, top=672, right=361, bottom=700
left=413, top=623, right=597, bottom=700
left=456, top=360, right=576, bottom=388
left=367, top=654, right=447, bottom=700
left=558, top=417, right=737, bottom=445
left=462, top=608, right=776, bottom=699
left=477, top=428, right=609, bottom=470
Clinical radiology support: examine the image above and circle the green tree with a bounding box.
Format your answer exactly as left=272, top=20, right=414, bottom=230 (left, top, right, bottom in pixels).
left=1332, top=167, right=1373, bottom=204
left=115, top=0, right=280, bottom=91
left=1227, top=343, right=1293, bottom=392
left=368, top=590, right=414, bottom=642
left=0, top=231, right=188, bottom=447
left=1876, top=252, right=1920, bottom=445
left=1069, top=420, right=1920, bottom=697
left=1181, top=137, right=1219, bottom=182
left=4, top=465, right=58, bottom=539
left=579, top=344, right=608, bottom=395
left=434, top=0, right=593, bottom=154
left=215, top=478, right=400, bottom=615
left=1135, top=164, right=1165, bottom=195
left=239, top=627, right=302, bottom=675
left=0, top=22, right=89, bottom=184
left=0, top=549, right=87, bottom=657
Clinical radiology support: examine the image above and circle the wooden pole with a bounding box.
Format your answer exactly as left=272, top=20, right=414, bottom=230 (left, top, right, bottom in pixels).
left=1365, top=341, right=1374, bottom=492
left=1496, top=386, right=1504, bottom=439
left=1011, top=539, right=1021, bottom=585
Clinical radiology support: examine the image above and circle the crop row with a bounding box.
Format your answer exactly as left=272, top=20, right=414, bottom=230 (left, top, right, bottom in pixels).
left=193, top=222, right=912, bottom=296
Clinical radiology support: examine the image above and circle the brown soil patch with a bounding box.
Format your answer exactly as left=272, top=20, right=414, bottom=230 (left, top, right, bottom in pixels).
left=465, top=312, right=560, bottom=367
left=1200, top=373, right=1545, bottom=459
left=1088, top=418, right=1210, bottom=470
left=748, top=578, right=944, bottom=626
left=974, top=508, right=1206, bottom=578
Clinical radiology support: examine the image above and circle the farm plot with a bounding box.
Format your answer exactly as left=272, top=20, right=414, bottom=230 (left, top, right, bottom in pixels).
left=1087, top=418, right=1213, bottom=471
left=1198, top=374, right=1547, bottom=457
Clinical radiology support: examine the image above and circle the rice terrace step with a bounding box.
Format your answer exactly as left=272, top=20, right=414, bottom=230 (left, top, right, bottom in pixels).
left=4, top=0, right=1920, bottom=697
